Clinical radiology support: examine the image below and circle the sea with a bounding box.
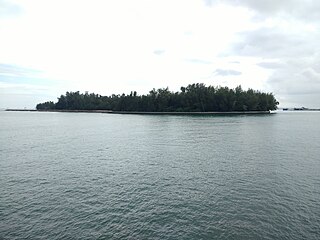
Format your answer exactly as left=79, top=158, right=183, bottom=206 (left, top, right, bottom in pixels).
left=1, top=111, right=319, bottom=239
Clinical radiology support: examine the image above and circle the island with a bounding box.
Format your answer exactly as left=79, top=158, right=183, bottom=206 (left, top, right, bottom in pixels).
left=36, top=83, right=279, bottom=113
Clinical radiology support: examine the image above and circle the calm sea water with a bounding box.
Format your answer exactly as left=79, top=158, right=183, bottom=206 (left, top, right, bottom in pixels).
left=1, top=111, right=320, bottom=239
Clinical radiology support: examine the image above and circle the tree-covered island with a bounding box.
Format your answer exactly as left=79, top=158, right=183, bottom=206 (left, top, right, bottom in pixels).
left=36, top=83, right=279, bottom=112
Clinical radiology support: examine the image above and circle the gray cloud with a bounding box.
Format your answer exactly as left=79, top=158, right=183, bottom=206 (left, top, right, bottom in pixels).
left=204, top=0, right=320, bottom=22
left=225, top=27, right=318, bottom=59
left=214, top=69, right=242, bottom=76
left=217, top=9, right=320, bottom=107
left=257, top=62, right=285, bottom=69
left=153, top=49, right=166, bottom=55
left=206, top=0, right=320, bottom=106
left=266, top=56, right=320, bottom=107
left=205, top=0, right=288, bottom=12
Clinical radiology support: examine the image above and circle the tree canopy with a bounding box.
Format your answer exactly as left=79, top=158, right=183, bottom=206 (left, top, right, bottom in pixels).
left=36, top=83, right=279, bottom=112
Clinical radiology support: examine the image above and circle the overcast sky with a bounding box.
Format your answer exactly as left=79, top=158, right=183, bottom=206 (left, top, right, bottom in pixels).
left=1, top=0, right=320, bottom=108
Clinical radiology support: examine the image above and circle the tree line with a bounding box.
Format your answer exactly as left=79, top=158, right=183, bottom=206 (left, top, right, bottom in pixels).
left=36, top=83, right=279, bottom=112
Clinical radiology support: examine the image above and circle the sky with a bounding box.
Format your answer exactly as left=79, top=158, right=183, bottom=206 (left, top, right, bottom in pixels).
left=1, top=0, right=320, bottom=109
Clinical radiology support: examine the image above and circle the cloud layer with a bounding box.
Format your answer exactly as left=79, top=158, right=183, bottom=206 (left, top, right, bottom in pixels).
left=1, top=0, right=320, bottom=108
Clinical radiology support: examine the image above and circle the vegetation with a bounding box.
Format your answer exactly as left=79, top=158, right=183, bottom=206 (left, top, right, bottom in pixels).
left=36, top=83, right=279, bottom=111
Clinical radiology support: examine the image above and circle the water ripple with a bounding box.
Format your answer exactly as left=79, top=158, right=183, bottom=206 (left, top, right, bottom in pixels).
left=1, top=111, right=320, bottom=239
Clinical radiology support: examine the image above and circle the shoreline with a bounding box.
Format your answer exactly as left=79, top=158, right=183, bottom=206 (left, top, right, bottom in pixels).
left=5, top=109, right=272, bottom=115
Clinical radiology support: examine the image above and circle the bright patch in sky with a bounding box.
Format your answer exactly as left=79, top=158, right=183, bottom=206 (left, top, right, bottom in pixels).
left=1, top=0, right=320, bottom=108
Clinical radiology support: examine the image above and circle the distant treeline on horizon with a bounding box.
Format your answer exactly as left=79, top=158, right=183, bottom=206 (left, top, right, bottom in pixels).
left=36, top=83, right=279, bottom=112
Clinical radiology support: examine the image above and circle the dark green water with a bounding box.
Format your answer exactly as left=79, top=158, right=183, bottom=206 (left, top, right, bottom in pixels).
left=1, top=111, right=319, bottom=239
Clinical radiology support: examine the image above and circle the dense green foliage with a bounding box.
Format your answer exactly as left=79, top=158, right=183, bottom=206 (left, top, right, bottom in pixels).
left=36, top=83, right=279, bottom=111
